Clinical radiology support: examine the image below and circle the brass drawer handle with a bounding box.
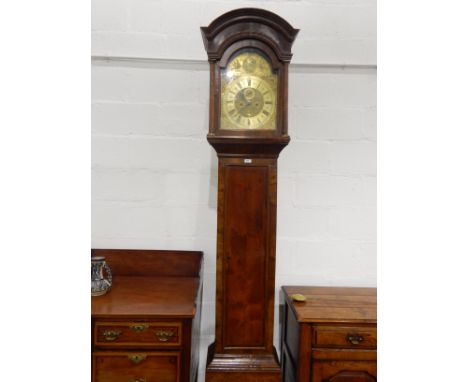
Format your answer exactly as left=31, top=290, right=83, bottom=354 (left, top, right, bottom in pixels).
left=128, top=379, right=146, bottom=382
left=129, top=323, right=149, bottom=332
left=128, top=354, right=147, bottom=364
left=101, top=329, right=122, bottom=341
left=155, top=329, right=175, bottom=342
left=347, top=334, right=364, bottom=345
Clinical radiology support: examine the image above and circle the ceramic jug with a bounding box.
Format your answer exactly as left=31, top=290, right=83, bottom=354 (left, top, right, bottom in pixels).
left=91, top=256, right=112, bottom=296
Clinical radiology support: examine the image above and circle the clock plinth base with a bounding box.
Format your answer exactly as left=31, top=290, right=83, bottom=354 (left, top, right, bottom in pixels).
left=205, top=343, right=281, bottom=382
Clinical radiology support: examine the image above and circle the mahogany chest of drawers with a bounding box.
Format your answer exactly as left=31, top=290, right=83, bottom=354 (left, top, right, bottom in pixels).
left=91, top=249, right=203, bottom=382
left=280, top=286, right=377, bottom=382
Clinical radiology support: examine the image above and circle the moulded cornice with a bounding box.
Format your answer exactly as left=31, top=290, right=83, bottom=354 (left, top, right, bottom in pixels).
left=200, top=8, right=299, bottom=62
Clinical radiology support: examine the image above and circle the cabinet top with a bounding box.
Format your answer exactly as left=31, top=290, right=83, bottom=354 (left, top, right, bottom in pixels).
left=92, top=276, right=200, bottom=319
left=282, top=286, right=376, bottom=324
left=91, top=249, right=203, bottom=319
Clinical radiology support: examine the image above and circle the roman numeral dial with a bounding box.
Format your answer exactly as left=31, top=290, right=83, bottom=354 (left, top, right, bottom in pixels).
left=220, top=51, right=277, bottom=130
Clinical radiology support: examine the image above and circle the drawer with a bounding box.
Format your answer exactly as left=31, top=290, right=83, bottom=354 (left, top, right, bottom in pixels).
left=313, top=326, right=377, bottom=349
left=311, top=358, right=376, bottom=382
left=93, top=351, right=180, bottom=382
left=94, top=321, right=182, bottom=348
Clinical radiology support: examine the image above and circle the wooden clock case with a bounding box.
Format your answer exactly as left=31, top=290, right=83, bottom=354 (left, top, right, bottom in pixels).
left=201, top=8, right=299, bottom=382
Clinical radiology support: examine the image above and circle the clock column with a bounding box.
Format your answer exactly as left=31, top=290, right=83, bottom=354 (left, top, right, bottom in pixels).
left=201, top=8, right=298, bottom=382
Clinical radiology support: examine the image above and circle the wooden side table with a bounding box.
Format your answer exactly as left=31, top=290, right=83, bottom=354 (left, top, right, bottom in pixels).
left=280, top=286, right=377, bottom=382
left=91, top=249, right=203, bottom=382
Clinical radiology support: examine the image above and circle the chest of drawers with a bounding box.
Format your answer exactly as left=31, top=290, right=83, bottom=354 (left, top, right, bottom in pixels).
left=91, top=249, right=203, bottom=382
left=281, top=286, right=377, bottom=382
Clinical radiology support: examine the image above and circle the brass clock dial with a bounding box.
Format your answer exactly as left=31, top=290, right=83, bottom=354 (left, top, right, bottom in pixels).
left=220, top=51, right=277, bottom=130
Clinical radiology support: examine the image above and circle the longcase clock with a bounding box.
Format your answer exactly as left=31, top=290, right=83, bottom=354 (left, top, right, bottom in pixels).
left=201, top=8, right=299, bottom=382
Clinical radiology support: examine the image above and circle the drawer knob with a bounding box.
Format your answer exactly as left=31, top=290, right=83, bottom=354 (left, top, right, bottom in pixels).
left=155, top=329, right=175, bottom=342
left=128, top=354, right=147, bottom=364
left=128, top=379, right=146, bottom=382
left=129, top=323, right=149, bottom=332
left=347, top=334, right=364, bottom=345
left=101, top=329, right=122, bottom=341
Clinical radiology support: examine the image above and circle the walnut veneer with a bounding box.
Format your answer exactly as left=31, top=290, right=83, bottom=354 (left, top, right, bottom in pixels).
left=91, top=249, right=203, bottom=382
left=281, top=286, right=377, bottom=382
left=201, top=9, right=299, bottom=382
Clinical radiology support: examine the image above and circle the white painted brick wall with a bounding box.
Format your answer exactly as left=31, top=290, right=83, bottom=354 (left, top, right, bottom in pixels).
left=91, top=1, right=376, bottom=380
left=92, top=0, right=376, bottom=65
left=294, top=174, right=376, bottom=207
left=92, top=102, right=207, bottom=137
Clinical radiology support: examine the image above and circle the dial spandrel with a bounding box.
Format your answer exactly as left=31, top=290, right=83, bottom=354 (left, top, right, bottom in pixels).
left=220, top=51, right=277, bottom=131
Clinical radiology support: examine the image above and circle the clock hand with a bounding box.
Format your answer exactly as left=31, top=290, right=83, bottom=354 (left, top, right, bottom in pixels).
left=237, top=91, right=252, bottom=112
left=239, top=100, right=253, bottom=114
left=240, top=90, right=250, bottom=103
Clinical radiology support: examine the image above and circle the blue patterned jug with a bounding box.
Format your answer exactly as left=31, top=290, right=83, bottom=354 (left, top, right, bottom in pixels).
left=91, top=256, right=112, bottom=296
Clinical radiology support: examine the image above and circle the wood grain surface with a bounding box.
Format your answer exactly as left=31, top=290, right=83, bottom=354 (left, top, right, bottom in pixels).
left=91, top=249, right=203, bottom=382
left=201, top=8, right=299, bottom=381
left=91, top=249, right=202, bottom=277
left=282, top=286, right=376, bottom=323
left=281, top=286, right=377, bottom=382
left=92, top=276, right=199, bottom=319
